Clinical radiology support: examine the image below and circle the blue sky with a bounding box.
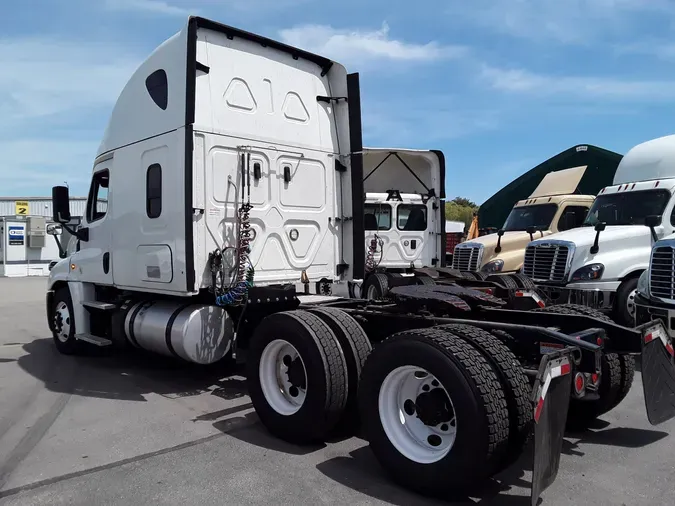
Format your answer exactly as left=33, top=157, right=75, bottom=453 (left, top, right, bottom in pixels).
left=3, top=0, right=675, bottom=204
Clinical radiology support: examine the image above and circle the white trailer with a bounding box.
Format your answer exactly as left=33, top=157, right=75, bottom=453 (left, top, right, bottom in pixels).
left=45, top=16, right=675, bottom=503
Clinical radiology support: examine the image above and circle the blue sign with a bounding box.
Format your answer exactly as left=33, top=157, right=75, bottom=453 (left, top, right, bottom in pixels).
left=8, top=226, right=24, bottom=246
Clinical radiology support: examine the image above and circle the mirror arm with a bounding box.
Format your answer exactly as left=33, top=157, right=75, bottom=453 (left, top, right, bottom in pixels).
left=590, top=229, right=602, bottom=254
left=649, top=226, right=658, bottom=243
left=50, top=235, right=67, bottom=259
left=60, top=222, right=89, bottom=242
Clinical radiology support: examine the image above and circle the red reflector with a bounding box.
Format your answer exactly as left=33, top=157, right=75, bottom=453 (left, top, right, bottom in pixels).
left=537, top=300, right=546, bottom=308
left=591, top=373, right=599, bottom=384
left=534, top=397, right=544, bottom=422
left=597, top=337, right=603, bottom=346
left=486, top=288, right=493, bottom=295
left=667, top=343, right=674, bottom=357
left=645, top=332, right=654, bottom=343
left=561, top=363, right=571, bottom=375
left=574, top=374, right=584, bottom=393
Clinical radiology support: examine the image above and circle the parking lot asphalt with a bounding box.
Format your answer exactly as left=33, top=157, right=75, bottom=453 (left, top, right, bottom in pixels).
left=0, top=276, right=674, bottom=505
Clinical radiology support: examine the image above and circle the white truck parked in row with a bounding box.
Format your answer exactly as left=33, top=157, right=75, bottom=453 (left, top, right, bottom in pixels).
left=358, top=148, right=445, bottom=299
left=44, top=16, right=675, bottom=503
left=523, top=134, right=675, bottom=326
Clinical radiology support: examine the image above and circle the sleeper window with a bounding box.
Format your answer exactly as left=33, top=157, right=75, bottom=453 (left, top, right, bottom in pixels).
left=146, top=164, right=162, bottom=218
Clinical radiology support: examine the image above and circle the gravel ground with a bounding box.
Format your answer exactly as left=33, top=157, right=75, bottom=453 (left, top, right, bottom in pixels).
left=0, top=276, right=674, bottom=506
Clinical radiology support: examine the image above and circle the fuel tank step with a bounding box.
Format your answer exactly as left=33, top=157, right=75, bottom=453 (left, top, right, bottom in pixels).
left=83, top=301, right=117, bottom=311
left=75, top=333, right=113, bottom=346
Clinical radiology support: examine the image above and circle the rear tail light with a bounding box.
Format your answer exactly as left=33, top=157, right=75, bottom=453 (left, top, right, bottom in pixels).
left=573, top=372, right=586, bottom=396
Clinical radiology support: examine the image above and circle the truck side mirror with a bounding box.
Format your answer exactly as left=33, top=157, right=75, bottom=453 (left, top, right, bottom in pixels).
left=526, top=225, right=536, bottom=241
left=645, top=215, right=661, bottom=228
left=46, top=223, right=63, bottom=236
left=52, top=186, right=71, bottom=223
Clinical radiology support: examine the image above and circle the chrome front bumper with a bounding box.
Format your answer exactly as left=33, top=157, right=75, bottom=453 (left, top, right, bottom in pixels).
left=635, top=292, right=675, bottom=338
left=535, top=282, right=620, bottom=311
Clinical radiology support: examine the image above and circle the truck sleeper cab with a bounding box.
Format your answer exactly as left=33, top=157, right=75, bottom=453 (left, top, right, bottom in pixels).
left=453, top=165, right=594, bottom=275
left=43, top=16, right=675, bottom=505
left=357, top=148, right=445, bottom=299
left=525, top=134, right=675, bottom=326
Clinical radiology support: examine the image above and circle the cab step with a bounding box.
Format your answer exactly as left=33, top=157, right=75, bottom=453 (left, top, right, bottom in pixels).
left=75, top=333, right=113, bottom=346
left=82, top=301, right=117, bottom=311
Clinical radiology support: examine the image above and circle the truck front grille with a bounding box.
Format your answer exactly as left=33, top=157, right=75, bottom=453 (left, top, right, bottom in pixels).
left=650, top=246, right=675, bottom=301
left=522, top=243, right=571, bottom=283
left=452, top=244, right=482, bottom=271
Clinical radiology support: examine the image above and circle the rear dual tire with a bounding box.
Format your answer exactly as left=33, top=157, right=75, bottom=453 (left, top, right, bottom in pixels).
left=246, top=309, right=370, bottom=444
left=358, top=328, right=511, bottom=498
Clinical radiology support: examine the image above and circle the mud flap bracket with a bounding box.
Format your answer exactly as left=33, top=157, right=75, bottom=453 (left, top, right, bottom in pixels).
left=640, top=320, right=675, bottom=425
left=530, top=349, right=574, bottom=506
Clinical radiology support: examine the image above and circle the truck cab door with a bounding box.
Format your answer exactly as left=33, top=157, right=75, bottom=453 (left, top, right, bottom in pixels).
left=71, top=165, right=113, bottom=285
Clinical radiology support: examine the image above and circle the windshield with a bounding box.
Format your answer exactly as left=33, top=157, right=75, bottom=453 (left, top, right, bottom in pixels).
left=583, top=189, right=671, bottom=227
left=502, top=204, right=558, bottom=232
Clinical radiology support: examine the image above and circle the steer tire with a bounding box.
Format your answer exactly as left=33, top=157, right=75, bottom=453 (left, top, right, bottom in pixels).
left=358, top=328, right=509, bottom=498
left=305, top=307, right=373, bottom=433
left=362, top=273, right=390, bottom=300
left=51, top=287, right=85, bottom=355
left=438, top=324, right=532, bottom=473
left=508, top=273, right=537, bottom=290
left=246, top=310, right=349, bottom=444
left=486, top=274, right=519, bottom=290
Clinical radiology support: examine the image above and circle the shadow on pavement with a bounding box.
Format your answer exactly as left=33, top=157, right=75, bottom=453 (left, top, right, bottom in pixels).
left=563, top=425, right=669, bottom=457
left=316, top=445, right=541, bottom=506
left=16, top=337, right=245, bottom=402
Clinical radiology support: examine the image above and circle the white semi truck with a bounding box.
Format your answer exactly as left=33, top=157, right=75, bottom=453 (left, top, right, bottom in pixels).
left=523, top=134, right=675, bottom=326
left=45, top=16, right=675, bottom=502
left=358, top=148, right=445, bottom=299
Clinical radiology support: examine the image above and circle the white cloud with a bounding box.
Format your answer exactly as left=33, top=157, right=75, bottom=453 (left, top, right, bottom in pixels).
left=0, top=37, right=141, bottom=123
left=481, top=65, right=675, bottom=101
left=104, top=0, right=195, bottom=16
left=446, top=0, right=675, bottom=44
left=279, top=22, right=467, bottom=66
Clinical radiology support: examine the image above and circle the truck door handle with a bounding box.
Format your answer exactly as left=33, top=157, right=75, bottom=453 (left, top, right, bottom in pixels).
left=411, top=240, right=417, bottom=250
left=103, top=252, right=110, bottom=274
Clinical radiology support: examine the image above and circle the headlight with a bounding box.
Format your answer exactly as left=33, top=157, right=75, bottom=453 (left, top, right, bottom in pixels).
left=570, top=263, right=604, bottom=282
left=482, top=259, right=504, bottom=273
left=637, top=270, right=649, bottom=296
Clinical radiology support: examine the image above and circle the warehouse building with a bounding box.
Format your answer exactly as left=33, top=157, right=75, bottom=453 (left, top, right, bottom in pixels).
left=0, top=197, right=86, bottom=277
left=478, top=145, right=623, bottom=232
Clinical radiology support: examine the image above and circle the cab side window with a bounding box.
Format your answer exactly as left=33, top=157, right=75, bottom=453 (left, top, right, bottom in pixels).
left=558, top=205, right=589, bottom=231
left=87, top=170, right=109, bottom=223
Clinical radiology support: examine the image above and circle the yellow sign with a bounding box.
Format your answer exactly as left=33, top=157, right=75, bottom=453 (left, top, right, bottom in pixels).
left=15, top=201, right=29, bottom=216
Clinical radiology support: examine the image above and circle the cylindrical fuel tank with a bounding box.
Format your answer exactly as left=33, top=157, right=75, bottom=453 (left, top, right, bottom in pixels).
left=124, top=300, right=234, bottom=364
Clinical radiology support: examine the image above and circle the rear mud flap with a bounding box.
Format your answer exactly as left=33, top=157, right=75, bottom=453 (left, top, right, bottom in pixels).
left=640, top=320, right=675, bottom=425
left=530, top=350, right=574, bottom=506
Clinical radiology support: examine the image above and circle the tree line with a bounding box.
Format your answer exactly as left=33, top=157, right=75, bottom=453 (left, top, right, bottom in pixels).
left=445, top=197, right=478, bottom=230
